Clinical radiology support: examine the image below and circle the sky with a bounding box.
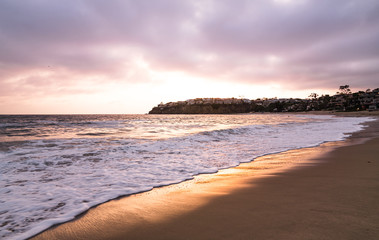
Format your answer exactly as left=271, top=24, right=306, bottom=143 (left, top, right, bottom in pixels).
left=0, top=0, right=378, bottom=114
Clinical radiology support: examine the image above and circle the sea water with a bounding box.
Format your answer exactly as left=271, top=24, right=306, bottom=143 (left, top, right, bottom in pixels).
left=0, top=114, right=374, bottom=239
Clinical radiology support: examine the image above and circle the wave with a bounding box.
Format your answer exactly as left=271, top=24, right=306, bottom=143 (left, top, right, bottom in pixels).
left=0, top=114, right=375, bottom=240
left=76, top=132, right=113, bottom=136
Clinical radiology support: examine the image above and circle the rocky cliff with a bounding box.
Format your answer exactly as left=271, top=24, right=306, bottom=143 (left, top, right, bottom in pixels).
left=149, top=103, right=253, bottom=114
left=149, top=89, right=379, bottom=114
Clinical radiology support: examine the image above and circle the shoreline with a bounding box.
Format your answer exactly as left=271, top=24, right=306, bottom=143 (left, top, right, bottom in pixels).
left=31, top=115, right=379, bottom=240
left=30, top=142, right=345, bottom=239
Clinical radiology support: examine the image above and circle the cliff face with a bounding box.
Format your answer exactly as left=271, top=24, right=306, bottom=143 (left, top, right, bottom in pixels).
left=149, top=89, right=379, bottom=114
left=149, top=103, right=253, bottom=114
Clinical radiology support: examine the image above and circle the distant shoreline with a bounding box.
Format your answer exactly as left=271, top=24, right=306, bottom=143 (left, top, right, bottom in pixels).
left=283, top=110, right=379, bottom=117
left=149, top=89, right=379, bottom=114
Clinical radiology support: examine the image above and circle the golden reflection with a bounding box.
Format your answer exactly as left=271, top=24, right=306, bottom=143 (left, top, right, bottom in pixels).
left=32, top=141, right=345, bottom=240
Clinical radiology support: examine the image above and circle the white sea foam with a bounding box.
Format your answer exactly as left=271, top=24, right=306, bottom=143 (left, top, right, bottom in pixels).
left=0, top=114, right=374, bottom=239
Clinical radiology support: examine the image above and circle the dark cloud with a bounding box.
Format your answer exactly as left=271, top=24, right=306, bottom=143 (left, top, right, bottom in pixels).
left=0, top=0, right=194, bottom=71
left=0, top=0, right=378, bottom=96
left=191, top=0, right=379, bottom=89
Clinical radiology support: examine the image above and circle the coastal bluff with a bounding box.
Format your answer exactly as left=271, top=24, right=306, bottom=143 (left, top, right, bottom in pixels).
left=149, top=89, right=379, bottom=114
left=149, top=98, right=253, bottom=114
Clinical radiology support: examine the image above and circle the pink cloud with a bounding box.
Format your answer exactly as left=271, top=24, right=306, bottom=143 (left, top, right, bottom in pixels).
left=0, top=0, right=378, bottom=107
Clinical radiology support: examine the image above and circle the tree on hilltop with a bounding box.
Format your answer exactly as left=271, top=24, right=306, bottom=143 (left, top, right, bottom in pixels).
left=337, top=85, right=351, bottom=95
left=308, top=93, right=319, bottom=100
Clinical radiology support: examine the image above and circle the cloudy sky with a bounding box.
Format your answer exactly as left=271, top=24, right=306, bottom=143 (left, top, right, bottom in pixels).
left=1, top=0, right=378, bottom=114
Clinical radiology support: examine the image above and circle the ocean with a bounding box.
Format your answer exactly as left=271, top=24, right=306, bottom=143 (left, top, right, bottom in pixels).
left=0, top=114, right=374, bottom=239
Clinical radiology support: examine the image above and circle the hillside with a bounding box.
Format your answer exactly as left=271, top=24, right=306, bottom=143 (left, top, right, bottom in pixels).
left=149, top=88, right=379, bottom=114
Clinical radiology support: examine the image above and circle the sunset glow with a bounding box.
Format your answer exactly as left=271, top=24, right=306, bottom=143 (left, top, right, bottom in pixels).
left=0, top=0, right=378, bottom=114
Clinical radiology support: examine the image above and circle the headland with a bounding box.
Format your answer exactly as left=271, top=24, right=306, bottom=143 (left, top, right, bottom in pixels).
left=149, top=88, right=379, bottom=114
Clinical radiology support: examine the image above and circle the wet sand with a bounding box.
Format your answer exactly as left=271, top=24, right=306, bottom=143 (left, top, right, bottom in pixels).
left=32, top=115, right=379, bottom=240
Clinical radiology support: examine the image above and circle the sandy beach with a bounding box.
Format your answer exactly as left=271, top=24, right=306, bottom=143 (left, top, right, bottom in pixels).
left=32, top=114, right=379, bottom=240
